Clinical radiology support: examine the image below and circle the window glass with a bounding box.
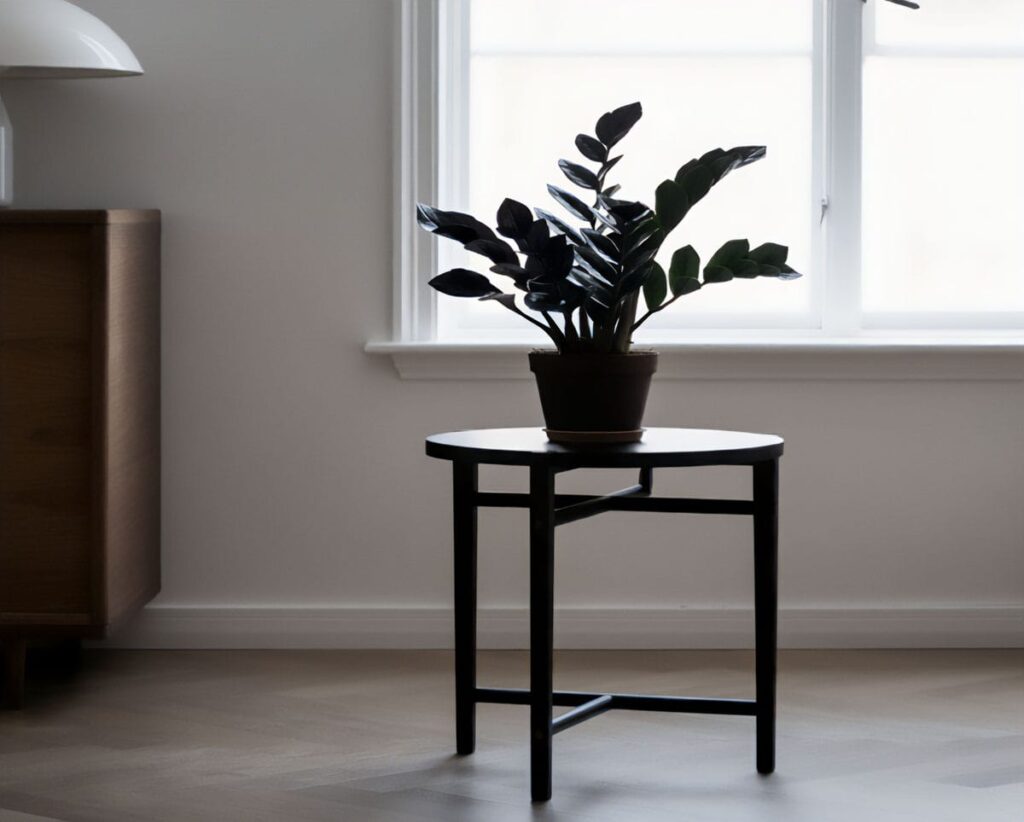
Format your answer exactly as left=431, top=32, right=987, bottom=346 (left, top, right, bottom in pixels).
left=863, top=2, right=1024, bottom=315
left=873, top=0, right=1024, bottom=50
left=471, top=0, right=812, bottom=54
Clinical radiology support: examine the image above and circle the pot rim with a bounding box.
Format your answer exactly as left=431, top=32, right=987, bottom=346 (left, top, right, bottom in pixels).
left=528, top=348, right=658, bottom=358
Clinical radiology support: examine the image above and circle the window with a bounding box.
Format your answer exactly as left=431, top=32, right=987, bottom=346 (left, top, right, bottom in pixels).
left=394, top=0, right=1024, bottom=344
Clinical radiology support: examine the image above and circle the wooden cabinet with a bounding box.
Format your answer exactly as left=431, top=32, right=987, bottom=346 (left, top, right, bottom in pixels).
left=0, top=210, right=160, bottom=707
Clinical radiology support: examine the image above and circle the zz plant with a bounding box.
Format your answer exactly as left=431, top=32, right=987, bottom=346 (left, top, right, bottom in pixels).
left=417, top=102, right=801, bottom=354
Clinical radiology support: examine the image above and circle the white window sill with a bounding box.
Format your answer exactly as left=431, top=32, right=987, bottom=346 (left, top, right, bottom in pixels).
left=365, top=338, right=1024, bottom=381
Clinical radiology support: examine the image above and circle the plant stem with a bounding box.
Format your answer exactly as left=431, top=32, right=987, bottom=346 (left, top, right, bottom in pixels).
left=632, top=292, right=684, bottom=331
left=612, top=291, right=639, bottom=352
left=593, top=312, right=615, bottom=352
left=561, top=309, right=579, bottom=350
left=541, top=311, right=567, bottom=350
left=498, top=300, right=562, bottom=348
left=579, top=302, right=591, bottom=341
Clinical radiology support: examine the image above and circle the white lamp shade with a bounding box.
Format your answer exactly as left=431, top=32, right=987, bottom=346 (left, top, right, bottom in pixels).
left=0, top=0, right=142, bottom=78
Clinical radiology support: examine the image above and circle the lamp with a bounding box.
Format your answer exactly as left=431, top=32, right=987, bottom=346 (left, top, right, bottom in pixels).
left=0, top=0, right=143, bottom=205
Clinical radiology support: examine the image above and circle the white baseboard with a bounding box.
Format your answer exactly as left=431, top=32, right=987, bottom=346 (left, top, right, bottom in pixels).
left=100, top=605, right=1024, bottom=650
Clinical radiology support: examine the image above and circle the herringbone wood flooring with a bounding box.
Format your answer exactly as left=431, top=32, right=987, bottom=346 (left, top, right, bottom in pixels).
left=1, top=650, right=1022, bottom=821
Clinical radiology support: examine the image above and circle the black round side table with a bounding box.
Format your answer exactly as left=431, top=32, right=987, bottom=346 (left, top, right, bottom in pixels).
left=425, top=427, right=784, bottom=802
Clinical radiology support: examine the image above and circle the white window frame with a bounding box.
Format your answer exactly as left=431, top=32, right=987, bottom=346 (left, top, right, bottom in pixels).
left=373, top=0, right=1024, bottom=379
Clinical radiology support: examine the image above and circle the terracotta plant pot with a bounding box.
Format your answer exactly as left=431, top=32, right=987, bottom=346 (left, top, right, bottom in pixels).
left=528, top=350, right=658, bottom=443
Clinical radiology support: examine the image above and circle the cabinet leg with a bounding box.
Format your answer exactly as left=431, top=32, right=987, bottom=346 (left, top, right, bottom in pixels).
left=3, top=638, right=27, bottom=709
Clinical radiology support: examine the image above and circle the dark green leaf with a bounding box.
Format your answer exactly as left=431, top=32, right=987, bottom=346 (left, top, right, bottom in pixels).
left=559, top=284, right=587, bottom=310
left=708, top=145, right=765, bottom=184
left=623, top=229, right=664, bottom=273
left=538, top=234, right=576, bottom=279
left=748, top=242, right=789, bottom=267
left=575, top=134, right=606, bottom=162
left=602, top=183, right=621, bottom=197
left=585, top=297, right=613, bottom=326
left=620, top=262, right=656, bottom=295
left=757, top=264, right=782, bottom=278
left=415, top=203, right=446, bottom=231
left=777, top=264, right=802, bottom=280
left=524, top=254, right=545, bottom=277
left=429, top=268, right=499, bottom=298
left=547, top=184, right=595, bottom=223
left=662, top=146, right=767, bottom=223
left=432, top=226, right=477, bottom=244
left=581, top=228, right=619, bottom=260
left=568, top=267, right=615, bottom=303
left=527, top=277, right=558, bottom=294
left=607, top=199, right=651, bottom=224
left=533, top=208, right=585, bottom=244
left=559, top=159, right=601, bottom=190
left=464, top=238, right=519, bottom=266
left=624, top=217, right=661, bottom=253
left=576, top=245, right=619, bottom=283
left=732, top=258, right=761, bottom=279
left=699, top=147, right=728, bottom=164
left=702, top=265, right=734, bottom=284
left=730, top=145, right=767, bottom=169
left=490, top=263, right=531, bottom=288
left=526, top=219, right=550, bottom=250
left=595, top=102, right=643, bottom=149
left=524, top=291, right=564, bottom=312
left=674, top=165, right=714, bottom=208
left=676, top=277, right=702, bottom=296
left=675, top=157, right=700, bottom=179
left=707, top=239, right=750, bottom=270
left=668, top=245, right=700, bottom=296
left=496, top=198, right=534, bottom=240
left=524, top=279, right=585, bottom=312
left=592, top=208, right=620, bottom=232
left=654, top=180, right=689, bottom=233
left=599, top=155, right=622, bottom=182
left=416, top=204, right=496, bottom=244
left=479, top=292, right=517, bottom=308
left=643, top=261, right=667, bottom=311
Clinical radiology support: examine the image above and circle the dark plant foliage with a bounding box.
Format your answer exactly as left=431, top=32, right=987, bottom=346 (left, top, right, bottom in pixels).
left=417, top=102, right=802, bottom=353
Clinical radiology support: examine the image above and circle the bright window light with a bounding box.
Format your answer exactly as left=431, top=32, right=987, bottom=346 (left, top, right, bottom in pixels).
left=863, top=0, right=1024, bottom=321
left=874, top=0, right=1024, bottom=50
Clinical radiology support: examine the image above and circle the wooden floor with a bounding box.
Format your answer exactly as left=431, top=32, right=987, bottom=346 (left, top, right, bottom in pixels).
left=1, top=650, right=1022, bottom=821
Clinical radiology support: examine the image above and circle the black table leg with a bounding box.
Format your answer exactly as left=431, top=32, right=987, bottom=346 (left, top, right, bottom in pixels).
left=753, top=459, right=779, bottom=775
left=529, top=464, right=556, bottom=802
left=453, top=461, right=478, bottom=755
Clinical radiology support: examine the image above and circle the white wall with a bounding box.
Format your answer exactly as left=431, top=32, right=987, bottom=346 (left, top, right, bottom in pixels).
left=4, top=0, right=1021, bottom=647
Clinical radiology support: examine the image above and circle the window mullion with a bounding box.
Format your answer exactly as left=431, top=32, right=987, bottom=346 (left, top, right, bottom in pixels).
left=395, top=0, right=441, bottom=342
left=434, top=0, right=472, bottom=341
left=821, top=0, right=865, bottom=336
left=438, top=0, right=471, bottom=224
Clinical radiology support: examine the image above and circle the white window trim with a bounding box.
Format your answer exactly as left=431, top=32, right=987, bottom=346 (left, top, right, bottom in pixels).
left=364, top=338, right=1024, bottom=380
left=371, top=0, right=1024, bottom=380
left=392, top=0, right=438, bottom=343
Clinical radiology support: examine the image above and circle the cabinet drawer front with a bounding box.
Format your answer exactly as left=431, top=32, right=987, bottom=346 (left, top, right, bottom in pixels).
left=0, top=225, right=95, bottom=616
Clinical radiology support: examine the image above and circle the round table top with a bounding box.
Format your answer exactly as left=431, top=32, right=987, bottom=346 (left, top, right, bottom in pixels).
left=425, top=428, right=783, bottom=468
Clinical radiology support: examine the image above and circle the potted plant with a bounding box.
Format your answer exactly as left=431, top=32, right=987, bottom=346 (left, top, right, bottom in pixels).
left=417, top=102, right=801, bottom=443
